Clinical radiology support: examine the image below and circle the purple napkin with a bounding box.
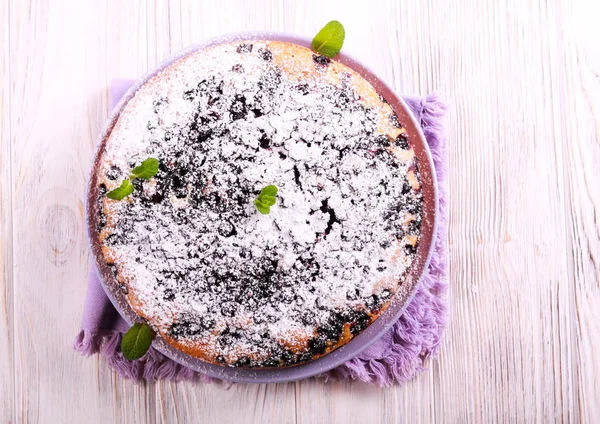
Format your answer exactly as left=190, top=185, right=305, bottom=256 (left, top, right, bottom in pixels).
left=74, top=80, right=448, bottom=386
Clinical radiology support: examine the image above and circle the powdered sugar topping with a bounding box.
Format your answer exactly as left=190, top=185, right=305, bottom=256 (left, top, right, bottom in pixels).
left=97, top=41, right=422, bottom=367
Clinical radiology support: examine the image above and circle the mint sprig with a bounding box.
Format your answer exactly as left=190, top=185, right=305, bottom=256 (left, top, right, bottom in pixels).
left=121, top=322, right=155, bottom=360
left=255, top=184, right=278, bottom=214
left=312, top=20, right=345, bottom=58
left=131, top=158, right=159, bottom=179
left=106, top=157, right=159, bottom=201
left=107, top=179, right=134, bottom=200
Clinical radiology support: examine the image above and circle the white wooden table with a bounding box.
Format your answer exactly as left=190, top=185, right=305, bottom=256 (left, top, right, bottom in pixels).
left=1, top=0, right=599, bottom=422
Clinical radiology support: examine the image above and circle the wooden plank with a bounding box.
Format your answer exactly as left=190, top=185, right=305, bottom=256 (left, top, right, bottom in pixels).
left=6, top=0, right=297, bottom=422
left=8, top=0, right=118, bottom=421
left=283, top=2, right=435, bottom=423
left=426, top=0, right=577, bottom=421
left=5, top=1, right=168, bottom=422
left=139, top=3, right=299, bottom=422
left=153, top=382, right=296, bottom=424
left=560, top=0, right=600, bottom=422
left=296, top=380, right=386, bottom=424
left=382, top=0, right=586, bottom=422
left=0, top=0, right=14, bottom=420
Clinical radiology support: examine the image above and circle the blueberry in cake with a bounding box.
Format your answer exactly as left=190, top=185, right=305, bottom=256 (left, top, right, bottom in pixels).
left=95, top=40, right=423, bottom=367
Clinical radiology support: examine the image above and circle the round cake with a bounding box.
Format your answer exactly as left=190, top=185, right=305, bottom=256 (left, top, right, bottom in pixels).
left=95, top=40, right=423, bottom=368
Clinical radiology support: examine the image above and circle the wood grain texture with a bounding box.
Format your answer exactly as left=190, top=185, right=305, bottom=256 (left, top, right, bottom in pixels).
left=561, top=1, right=600, bottom=422
left=0, top=0, right=14, bottom=421
left=1, top=0, right=599, bottom=422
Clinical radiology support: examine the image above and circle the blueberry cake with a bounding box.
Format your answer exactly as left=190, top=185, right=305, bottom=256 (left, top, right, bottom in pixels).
left=95, top=40, right=423, bottom=367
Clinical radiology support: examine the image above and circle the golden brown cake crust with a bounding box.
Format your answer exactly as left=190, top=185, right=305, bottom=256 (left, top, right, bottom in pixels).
left=96, top=40, right=423, bottom=367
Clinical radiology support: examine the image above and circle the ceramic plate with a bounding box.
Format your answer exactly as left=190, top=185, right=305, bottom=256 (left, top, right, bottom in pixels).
left=86, top=32, right=438, bottom=383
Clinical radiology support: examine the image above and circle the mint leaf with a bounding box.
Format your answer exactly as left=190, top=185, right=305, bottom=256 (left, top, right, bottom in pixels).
left=107, top=179, right=134, bottom=200
left=131, top=158, right=159, bottom=179
left=106, top=158, right=160, bottom=201
left=312, top=20, right=345, bottom=58
left=261, top=196, right=276, bottom=207
left=255, top=199, right=271, bottom=215
left=255, top=184, right=278, bottom=214
left=121, top=322, right=155, bottom=360
left=260, top=184, right=278, bottom=197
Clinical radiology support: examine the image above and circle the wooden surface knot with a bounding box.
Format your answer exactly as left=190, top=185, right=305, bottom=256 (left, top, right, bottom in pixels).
left=38, top=201, right=80, bottom=266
